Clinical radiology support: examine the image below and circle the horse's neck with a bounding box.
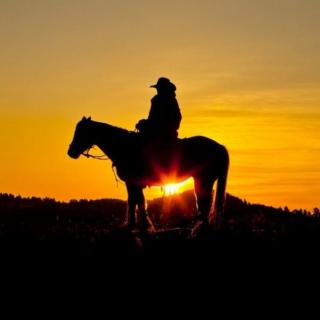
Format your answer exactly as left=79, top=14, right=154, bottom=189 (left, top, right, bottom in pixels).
left=91, top=121, right=128, bottom=162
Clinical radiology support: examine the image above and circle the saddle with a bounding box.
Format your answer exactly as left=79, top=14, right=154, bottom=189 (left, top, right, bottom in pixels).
left=131, top=130, right=180, bottom=179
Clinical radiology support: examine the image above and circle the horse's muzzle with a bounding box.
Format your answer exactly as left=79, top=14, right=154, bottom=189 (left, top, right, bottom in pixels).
left=67, top=147, right=80, bottom=159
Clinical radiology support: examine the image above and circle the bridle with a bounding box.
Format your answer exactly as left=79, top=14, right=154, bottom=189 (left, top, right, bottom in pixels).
left=81, top=146, right=122, bottom=186
left=69, top=125, right=122, bottom=185
left=82, top=146, right=109, bottom=161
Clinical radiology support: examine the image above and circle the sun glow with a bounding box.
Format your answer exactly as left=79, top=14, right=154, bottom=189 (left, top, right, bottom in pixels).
left=162, top=180, right=189, bottom=195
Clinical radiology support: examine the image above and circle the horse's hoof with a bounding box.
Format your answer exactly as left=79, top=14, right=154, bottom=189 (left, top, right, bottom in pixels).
left=138, top=217, right=156, bottom=234
left=119, top=223, right=136, bottom=233
left=191, top=220, right=210, bottom=238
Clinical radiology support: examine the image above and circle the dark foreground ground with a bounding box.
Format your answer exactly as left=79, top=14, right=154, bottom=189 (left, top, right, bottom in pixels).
left=1, top=193, right=319, bottom=311
left=1, top=191, right=319, bottom=278
left=2, top=224, right=318, bottom=260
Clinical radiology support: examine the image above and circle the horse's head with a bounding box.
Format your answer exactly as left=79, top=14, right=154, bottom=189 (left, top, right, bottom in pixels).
left=68, top=116, right=93, bottom=159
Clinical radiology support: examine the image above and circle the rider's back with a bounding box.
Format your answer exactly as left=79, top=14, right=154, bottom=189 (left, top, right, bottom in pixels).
left=147, top=92, right=181, bottom=140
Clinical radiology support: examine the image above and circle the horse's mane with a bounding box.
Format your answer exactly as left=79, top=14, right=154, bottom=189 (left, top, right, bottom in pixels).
left=92, top=120, right=138, bottom=138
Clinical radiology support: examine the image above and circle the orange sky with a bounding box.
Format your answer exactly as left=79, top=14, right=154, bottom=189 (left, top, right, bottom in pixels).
left=1, top=0, right=319, bottom=210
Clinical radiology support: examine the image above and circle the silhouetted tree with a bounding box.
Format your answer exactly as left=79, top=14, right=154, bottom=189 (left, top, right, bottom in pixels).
left=313, top=208, right=320, bottom=217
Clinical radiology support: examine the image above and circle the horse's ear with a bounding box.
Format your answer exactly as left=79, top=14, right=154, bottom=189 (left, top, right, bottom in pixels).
left=82, top=116, right=87, bottom=121
left=88, top=116, right=91, bottom=120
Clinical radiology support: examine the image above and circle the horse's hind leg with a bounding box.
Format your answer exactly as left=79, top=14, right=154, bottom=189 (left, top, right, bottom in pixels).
left=191, top=177, right=214, bottom=237
left=194, top=177, right=214, bottom=222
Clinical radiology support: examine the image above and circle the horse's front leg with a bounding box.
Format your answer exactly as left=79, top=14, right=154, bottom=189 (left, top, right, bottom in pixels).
left=136, top=187, right=156, bottom=233
left=126, top=183, right=137, bottom=229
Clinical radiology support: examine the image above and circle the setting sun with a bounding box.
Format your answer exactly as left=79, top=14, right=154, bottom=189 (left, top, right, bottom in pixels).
left=161, top=179, right=192, bottom=196
left=163, top=184, right=180, bottom=195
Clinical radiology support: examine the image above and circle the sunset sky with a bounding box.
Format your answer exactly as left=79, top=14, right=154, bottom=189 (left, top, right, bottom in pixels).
left=1, top=0, right=319, bottom=210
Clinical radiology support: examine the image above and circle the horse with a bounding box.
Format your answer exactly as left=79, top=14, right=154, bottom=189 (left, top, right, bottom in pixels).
left=68, top=117, right=229, bottom=234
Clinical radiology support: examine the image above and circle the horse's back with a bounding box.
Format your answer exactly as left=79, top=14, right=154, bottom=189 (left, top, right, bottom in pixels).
left=178, top=136, right=228, bottom=176
left=179, top=135, right=227, bottom=158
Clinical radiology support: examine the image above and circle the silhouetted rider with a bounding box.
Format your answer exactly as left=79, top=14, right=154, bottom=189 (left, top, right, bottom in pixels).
left=136, top=77, right=182, bottom=140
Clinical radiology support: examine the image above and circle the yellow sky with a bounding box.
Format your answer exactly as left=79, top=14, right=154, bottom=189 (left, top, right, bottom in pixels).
left=1, top=0, right=320, bottom=210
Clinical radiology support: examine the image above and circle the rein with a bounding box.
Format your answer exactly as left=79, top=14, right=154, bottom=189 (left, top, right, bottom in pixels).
left=81, top=146, right=109, bottom=160
left=81, top=147, right=122, bottom=186
left=82, top=151, right=109, bottom=160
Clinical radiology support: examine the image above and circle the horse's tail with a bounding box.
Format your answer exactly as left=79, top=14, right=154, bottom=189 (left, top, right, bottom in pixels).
left=213, top=146, right=229, bottom=228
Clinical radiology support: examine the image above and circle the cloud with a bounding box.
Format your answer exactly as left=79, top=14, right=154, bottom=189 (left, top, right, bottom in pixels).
left=195, top=108, right=263, bottom=118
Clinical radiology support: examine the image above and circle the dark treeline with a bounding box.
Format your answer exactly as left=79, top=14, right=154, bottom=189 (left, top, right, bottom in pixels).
left=0, top=191, right=319, bottom=236
left=0, top=193, right=126, bottom=227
